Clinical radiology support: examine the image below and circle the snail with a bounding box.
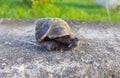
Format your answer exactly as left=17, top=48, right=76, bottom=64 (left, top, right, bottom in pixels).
left=35, top=18, right=79, bottom=51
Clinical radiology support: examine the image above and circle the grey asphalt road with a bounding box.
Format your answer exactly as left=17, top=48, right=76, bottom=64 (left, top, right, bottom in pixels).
left=0, top=19, right=120, bottom=78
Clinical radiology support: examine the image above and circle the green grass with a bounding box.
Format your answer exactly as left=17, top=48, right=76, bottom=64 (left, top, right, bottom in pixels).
left=0, top=0, right=120, bottom=22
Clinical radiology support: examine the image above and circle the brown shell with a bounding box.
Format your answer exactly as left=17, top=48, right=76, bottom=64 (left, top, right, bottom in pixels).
left=35, top=18, right=72, bottom=42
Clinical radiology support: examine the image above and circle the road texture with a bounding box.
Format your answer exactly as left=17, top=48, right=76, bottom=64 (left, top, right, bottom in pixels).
left=0, top=19, right=120, bottom=78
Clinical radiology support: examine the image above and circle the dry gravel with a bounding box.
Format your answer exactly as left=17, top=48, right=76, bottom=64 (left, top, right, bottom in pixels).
left=0, top=19, right=120, bottom=78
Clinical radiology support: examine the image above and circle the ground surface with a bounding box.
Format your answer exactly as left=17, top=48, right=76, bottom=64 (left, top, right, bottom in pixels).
left=0, top=19, right=120, bottom=78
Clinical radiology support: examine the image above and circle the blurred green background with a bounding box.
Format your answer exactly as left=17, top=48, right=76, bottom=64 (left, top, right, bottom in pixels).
left=0, top=0, right=120, bottom=22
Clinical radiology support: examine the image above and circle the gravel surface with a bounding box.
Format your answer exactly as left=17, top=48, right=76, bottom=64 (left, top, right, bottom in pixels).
left=0, top=19, right=120, bottom=78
